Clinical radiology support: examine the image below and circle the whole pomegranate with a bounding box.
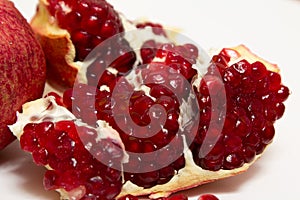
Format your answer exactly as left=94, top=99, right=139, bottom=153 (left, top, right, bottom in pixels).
left=0, top=0, right=46, bottom=150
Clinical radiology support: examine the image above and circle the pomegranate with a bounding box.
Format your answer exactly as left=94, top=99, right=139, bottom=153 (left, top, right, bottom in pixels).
left=0, top=0, right=46, bottom=150
left=198, top=194, right=219, bottom=200
left=9, top=41, right=289, bottom=199
left=9, top=0, right=289, bottom=199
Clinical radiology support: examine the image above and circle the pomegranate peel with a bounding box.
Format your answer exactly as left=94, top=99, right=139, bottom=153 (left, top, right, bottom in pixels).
left=0, top=0, right=46, bottom=150
left=30, top=0, right=79, bottom=89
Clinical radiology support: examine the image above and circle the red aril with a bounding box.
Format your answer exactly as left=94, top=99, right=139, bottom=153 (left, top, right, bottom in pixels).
left=198, top=194, right=219, bottom=200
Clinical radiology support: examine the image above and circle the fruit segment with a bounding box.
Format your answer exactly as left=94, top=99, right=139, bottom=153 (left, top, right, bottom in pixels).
left=9, top=96, right=127, bottom=200
left=191, top=48, right=289, bottom=171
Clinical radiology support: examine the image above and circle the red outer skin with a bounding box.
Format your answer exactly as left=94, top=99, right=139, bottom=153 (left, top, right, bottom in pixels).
left=0, top=0, right=46, bottom=150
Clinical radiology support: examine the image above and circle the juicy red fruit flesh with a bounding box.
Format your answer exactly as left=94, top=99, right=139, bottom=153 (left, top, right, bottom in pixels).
left=86, top=37, right=136, bottom=90
left=191, top=54, right=289, bottom=171
left=20, top=40, right=289, bottom=199
left=47, top=0, right=124, bottom=61
left=62, top=42, right=200, bottom=188
left=63, top=82, right=186, bottom=188
left=140, top=40, right=198, bottom=81
left=20, top=120, right=123, bottom=200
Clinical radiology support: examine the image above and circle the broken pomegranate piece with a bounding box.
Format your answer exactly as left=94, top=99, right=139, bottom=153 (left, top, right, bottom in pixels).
left=10, top=96, right=127, bottom=200
left=26, top=121, right=123, bottom=199
left=30, top=0, right=170, bottom=89
left=30, top=0, right=133, bottom=88
left=191, top=53, right=289, bottom=171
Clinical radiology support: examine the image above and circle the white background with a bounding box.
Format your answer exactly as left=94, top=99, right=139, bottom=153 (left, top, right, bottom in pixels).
left=1, top=0, right=300, bottom=199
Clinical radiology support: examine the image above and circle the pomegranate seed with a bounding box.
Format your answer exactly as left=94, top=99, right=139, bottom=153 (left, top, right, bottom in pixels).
left=261, top=124, right=275, bottom=144
left=276, top=85, right=290, bottom=102
left=32, top=147, right=48, bottom=166
left=268, top=71, right=282, bottom=91
left=223, top=68, right=241, bottom=87
left=224, top=136, right=242, bottom=153
left=223, top=152, right=245, bottom=169
left=198, top=194, right=219, bottom=200
left=250, top=61, right=268, bottom=80
left=243, top=146, right=256, bottom=163
left=244, top=132, right=261, bottom=149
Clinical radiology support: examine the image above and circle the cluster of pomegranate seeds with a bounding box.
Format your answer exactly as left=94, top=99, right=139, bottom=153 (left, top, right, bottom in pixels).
left=122, top=88, right=185, bottom=188
left=20, top=120, right=123, bottom=200
left=140, top=41, right=198, bottom=81
left=86, top=36, right=137, bottom=89
left=63, top=82, right=186, bottom=188
left=61, top=41, right=203, bottom=188
left=47, top=0, right=124, bottom=61
left=191, top=52, right=290, bottom=171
